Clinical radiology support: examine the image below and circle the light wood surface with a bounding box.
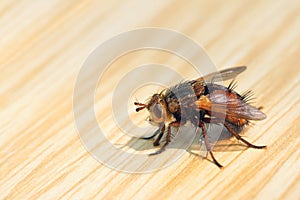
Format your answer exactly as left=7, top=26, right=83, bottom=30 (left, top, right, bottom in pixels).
left=1, top=1, right=300, bottom=199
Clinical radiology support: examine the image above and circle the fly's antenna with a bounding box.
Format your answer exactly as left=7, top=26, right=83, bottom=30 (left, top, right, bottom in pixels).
left=134, top=102, right=147, bottom=112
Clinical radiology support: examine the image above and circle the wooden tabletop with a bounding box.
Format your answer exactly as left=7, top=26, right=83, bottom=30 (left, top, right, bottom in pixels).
left=1, top=1, right=300, bottom=199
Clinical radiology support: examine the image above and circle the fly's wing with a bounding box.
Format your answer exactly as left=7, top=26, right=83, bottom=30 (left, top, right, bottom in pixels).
left=196, top=66, right=247, bottom=83
left=195, top=90, right=267, bottom=120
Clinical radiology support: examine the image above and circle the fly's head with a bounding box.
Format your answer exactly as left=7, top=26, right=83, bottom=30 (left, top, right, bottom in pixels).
left=134, top=93, right=167, bottom=126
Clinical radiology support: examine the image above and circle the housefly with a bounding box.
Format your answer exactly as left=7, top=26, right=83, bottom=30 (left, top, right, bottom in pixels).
left=134, top=66, right=266, bottom=168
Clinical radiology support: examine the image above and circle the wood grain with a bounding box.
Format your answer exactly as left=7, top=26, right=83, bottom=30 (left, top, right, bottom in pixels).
left=1, top=1, right=300, bottom=199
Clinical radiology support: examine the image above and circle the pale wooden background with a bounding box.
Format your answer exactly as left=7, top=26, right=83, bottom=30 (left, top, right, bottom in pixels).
left=1, top=1, right=300, bottom=199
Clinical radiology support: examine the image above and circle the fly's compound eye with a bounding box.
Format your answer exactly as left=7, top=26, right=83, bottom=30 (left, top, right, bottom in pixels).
left=152, top=103, right=162, bottom=118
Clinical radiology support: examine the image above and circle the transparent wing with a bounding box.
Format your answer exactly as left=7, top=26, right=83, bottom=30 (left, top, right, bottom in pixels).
left=196, top=66, right=247, bottom=82
left=195, top=90, right=267, bottom=121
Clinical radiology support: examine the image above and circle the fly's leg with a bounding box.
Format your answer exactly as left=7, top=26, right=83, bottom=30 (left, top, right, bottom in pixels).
left=153, top=125, right=165, bottom=146
left=199, top=121, right=223, bottom=168
left=149, top=125, right=171, bottom=156
left=224, top=122, right=266, bottom=149
left=141, top=127, right=162, bottom=140
left=203, top=118, right=266, bottom=148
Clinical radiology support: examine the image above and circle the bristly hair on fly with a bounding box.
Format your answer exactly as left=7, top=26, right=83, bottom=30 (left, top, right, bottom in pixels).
left=134, top=66, right=267, bottom=168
